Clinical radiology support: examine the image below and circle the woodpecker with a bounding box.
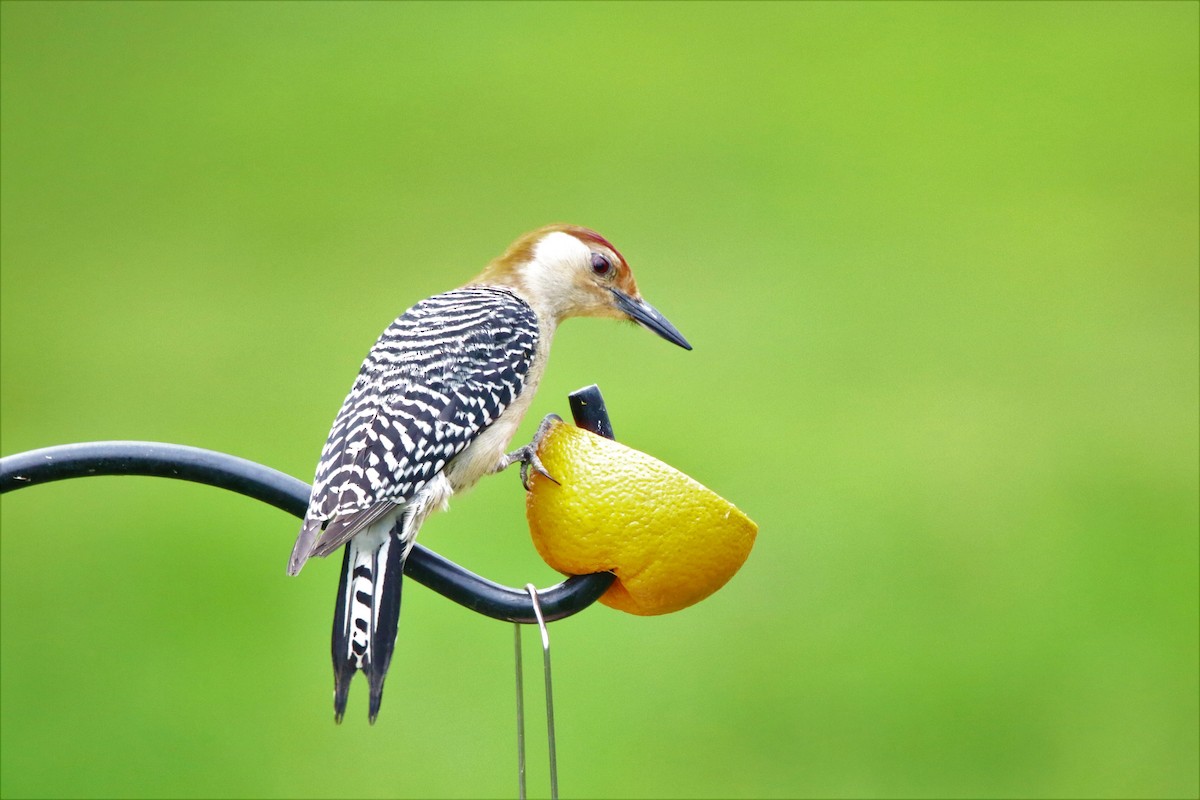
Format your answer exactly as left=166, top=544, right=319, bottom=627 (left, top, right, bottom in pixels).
left=287, top=224, right=691, bottom=723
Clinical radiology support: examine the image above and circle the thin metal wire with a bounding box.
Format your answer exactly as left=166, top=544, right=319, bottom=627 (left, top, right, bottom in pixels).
left=526, top=583, right=559, bottom=800
left=515, top=623, right=527, bottom=800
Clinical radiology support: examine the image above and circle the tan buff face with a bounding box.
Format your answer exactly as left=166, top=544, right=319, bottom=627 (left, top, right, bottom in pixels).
left=474, top=224, right=691, bottom=350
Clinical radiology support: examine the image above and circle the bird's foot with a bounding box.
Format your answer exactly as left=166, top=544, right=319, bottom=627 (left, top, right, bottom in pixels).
left=505, top=414, right=562, bottom=490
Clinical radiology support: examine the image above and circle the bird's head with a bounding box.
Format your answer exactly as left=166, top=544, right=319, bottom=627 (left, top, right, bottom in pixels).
left=475, top=224, right=692, bottom=350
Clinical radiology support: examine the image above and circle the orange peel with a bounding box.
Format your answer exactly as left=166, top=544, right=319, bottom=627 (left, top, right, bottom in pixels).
left=525, top=419, right=757, bottom=615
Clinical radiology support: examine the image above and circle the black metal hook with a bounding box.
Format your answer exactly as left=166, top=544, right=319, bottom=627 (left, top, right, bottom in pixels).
left=0, top=385, right=617, bottom=624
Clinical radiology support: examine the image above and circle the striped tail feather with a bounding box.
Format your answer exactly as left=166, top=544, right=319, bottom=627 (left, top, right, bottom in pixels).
left=331, top=520, right=407, bottom=724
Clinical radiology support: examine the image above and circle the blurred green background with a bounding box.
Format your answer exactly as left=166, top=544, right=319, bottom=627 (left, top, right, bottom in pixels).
left=1, top=2, right=1196, bottom=798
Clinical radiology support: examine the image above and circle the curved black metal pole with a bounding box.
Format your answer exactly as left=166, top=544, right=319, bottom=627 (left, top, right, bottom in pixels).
left=0, top=385, right=616, bottom=623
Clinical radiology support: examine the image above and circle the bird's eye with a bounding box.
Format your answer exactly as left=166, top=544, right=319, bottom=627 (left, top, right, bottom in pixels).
left=590, top=253, right=613, bottom=276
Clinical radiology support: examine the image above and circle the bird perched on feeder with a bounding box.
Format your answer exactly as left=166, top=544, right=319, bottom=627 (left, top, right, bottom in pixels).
left=287, top=224, right=691, bottom=723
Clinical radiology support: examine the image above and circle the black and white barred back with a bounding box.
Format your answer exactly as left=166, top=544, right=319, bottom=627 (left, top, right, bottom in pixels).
left=291, top=286, right=540, bottom=722
left=310, top=287, right=538, bottom=532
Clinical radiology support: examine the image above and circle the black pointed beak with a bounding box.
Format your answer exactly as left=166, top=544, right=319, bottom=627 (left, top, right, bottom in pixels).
left=611, top=289, right=692, bottom=351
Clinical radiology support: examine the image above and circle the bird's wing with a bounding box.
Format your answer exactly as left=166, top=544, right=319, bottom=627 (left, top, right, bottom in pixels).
left=297, top=287, right=539, bottom=559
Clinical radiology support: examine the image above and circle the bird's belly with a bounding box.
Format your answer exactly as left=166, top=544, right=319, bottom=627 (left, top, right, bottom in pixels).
left=444, top=389, right=536, bottom=493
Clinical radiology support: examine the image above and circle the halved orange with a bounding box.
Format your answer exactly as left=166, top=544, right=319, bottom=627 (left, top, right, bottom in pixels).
left=525, top=420, right=757, bottom=615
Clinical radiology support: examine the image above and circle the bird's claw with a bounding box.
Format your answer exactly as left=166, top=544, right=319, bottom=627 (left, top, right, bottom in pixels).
left=507, top=413, right=563, bottom=491
left=517, top=447, right=558, bottom=491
